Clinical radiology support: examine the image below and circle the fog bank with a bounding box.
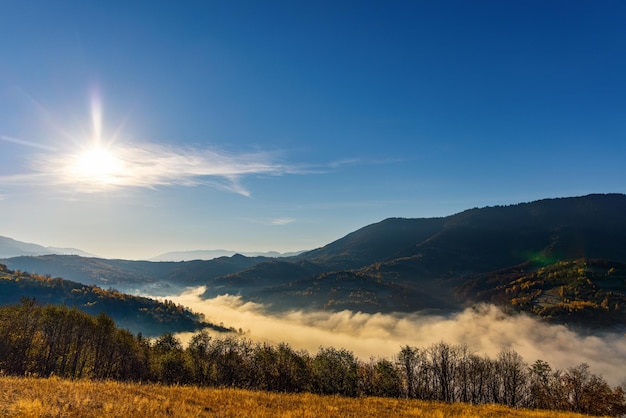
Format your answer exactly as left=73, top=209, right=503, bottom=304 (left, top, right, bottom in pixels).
left=167, top=286, right=626, bottom=386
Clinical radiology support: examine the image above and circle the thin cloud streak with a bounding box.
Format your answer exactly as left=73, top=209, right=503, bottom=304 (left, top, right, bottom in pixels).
left=1, top=135, right=56, bottom=151
left=271, top=218, right=296, bottom=225
left=7, top=142, right=296, bottom=196
left=1, top=137, right=405, bottom=196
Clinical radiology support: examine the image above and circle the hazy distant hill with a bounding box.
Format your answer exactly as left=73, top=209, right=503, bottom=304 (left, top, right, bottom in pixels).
left=0, top=264, right=230, bottom=336
left=1, top=254, right=273, bottom=295
left=151, top=249, right=303, bottom=262
left=0, top=236, right=94, bottom=258
left=4, top=194, right=626, bottom=328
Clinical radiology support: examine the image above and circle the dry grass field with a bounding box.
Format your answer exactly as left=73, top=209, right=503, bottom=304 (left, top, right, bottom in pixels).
left=0, top=376, right=598, bottom=418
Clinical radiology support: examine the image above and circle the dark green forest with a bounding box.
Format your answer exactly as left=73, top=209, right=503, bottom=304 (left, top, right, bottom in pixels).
left=0, top=300, right=624, bottom=416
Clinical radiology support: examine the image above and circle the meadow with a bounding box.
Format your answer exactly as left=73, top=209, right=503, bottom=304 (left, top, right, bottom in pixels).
left=0, top=376, right=599, bottom=418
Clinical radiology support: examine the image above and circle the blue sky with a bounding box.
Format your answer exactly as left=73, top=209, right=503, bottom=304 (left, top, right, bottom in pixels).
left=1, top=1, right=625, bottom=259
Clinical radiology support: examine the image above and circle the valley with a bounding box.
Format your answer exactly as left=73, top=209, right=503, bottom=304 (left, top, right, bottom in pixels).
left=1, top=194, right=626, bottom=415
left=4, top=193, right=626, bottom=329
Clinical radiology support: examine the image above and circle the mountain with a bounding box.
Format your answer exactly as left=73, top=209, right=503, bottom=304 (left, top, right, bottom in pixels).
left=0, top=236, right=94, bottom=258
left=3, top=193, right=626, bottom=329
left=0, top=254, right=273, bottom=295
left=300, top=193, right=626, bottom=271
left=203, top=193, right=626, bottom=325
left=0, top=263, right=231, bottom=336
left=151, top=249, right=304, bottom=262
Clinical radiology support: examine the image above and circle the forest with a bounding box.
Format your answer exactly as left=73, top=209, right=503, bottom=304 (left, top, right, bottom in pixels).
left=460, top=258, right=626, bottom=328
left=1, top=299, right=625, bottom=417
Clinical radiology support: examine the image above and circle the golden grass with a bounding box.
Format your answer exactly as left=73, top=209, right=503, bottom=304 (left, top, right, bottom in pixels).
left=0, top=376, right=595, bottom=417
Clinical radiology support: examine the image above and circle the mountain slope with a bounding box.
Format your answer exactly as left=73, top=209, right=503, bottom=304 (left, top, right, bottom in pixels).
left=298, top=217, right=445, bottom=269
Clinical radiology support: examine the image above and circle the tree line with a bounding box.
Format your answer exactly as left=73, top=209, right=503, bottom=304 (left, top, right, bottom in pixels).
left=0, top=300, right=624, bottom=416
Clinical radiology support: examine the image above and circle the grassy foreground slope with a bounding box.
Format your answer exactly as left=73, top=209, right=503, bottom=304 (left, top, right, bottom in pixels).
left=0, top=376, right=596, bottom=418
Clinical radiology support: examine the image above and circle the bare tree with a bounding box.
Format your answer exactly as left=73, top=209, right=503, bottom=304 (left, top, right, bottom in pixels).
left=496, top=348, right=528, bottom=407
left=427, top=342, right=458, bottom=402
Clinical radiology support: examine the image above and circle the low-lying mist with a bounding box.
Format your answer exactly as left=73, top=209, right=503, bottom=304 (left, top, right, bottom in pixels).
left=166, top=286, right=626, bottom=386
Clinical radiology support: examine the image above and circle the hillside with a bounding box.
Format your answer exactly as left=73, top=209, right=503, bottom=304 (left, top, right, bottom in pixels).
left=298, top=217, right=446, bottom=270
left=4, top=194, right=626, bottom=329
left=458, top=258, right=626, bottom=328
left=0, top=264, right=228, bottom=336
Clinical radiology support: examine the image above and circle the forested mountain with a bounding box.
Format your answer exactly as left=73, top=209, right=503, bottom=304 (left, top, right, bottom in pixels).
left=0, top=264, right=230, bottom=336
left=3, top=194, right=626, bottom=329
left=298, top=193, right=626, bottom=273
left=208, top=193, right=626, bottom=326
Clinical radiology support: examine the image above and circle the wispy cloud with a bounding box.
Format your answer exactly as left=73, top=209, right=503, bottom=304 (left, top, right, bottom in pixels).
left=4, top=142, right=299, bottom=196
left=1, top=135, right=402, bottom=197
left=1, top=135, right=56, bottom=151
left=270, top=218, right=296, bottom=225
left=245, top=217, right=297, bottom=226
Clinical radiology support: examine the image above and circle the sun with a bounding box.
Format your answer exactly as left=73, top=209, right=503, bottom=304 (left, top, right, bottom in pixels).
left=71, top=144, right=124, bottom=185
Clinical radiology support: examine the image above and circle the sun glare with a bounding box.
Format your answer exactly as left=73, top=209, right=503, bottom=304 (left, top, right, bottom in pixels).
left=71, top=145, right=123, bottom=185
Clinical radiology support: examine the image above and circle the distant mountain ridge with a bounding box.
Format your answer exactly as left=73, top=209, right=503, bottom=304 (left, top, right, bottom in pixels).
left=3, top=193, right=626, bottom=329
left=0, top=254, right=273, bottom=295
left=151, top=249, right=304, bottom=262
left=0, top=235, right=300, bottom=262
left=0, top=236, right=94, bottom=258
